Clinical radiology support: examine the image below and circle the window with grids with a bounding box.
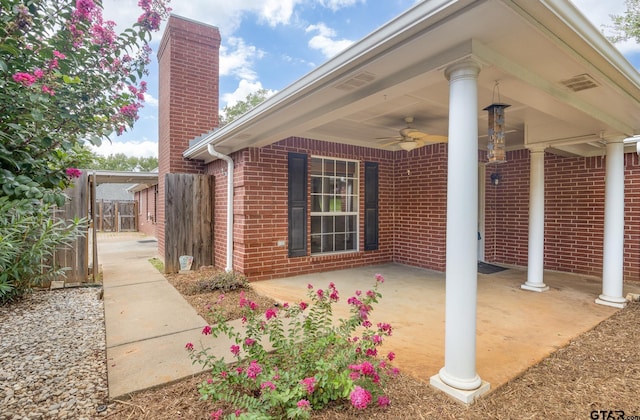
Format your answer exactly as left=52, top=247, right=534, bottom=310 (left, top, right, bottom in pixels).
left=310, top=157, right=359, bottom=254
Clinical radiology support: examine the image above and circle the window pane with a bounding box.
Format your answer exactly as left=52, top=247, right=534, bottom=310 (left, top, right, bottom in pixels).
left=336, top=160, right=346, bottom=176
left=322, top=234, right=333, bottom=253
left=310, top=158, right=322, bottom=175
left=311, top=235, right=321, bottom=253
left=335, top=215, right=345, bottom=232
left=346, top=216, right=356, bottom=231
left=312, top=195, right=322, bottom=212
left=311, top=177, right=322, bottom=194
left=334, top=234, right=346, bottom=251
left=346, top=232, right=357, bottom=249
left=322, top=216, right=333, bottom=234
left=323, top=159, right=334, bottom=176
left=347, top=161, right=357, bottom=177
left=311, top=216, right=321, bottom=234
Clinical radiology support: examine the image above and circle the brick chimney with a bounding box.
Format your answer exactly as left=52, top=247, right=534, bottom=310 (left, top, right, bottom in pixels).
left=156, top=15, right=221, bottom=257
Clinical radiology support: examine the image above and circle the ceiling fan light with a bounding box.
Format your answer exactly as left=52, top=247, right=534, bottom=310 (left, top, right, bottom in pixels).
left=399, top=141, right=418, bottom=151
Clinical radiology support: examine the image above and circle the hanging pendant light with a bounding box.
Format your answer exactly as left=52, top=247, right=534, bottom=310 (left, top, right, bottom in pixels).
left=484, top=81, right=510, bottom=164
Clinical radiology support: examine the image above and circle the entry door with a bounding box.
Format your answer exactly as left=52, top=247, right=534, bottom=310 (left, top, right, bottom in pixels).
left=477, top=163, right=486, bottom=261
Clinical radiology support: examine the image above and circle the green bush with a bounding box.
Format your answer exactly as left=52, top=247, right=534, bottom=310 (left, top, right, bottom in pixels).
left=189, top=271, right=249, bottom=295
left=0, top=197, right=85, bottom=304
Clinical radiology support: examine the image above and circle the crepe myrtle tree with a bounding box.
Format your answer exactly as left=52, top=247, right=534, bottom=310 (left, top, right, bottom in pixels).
left=0, top=0, right=170, bottom=303
left=0, top=0, right=170, bottom=205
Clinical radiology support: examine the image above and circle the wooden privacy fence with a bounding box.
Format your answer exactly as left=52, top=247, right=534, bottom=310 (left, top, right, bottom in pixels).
left=51, top=172, right=91, bottom=284
left=96, top=200, right=138, bottom=232
left=164, top=173, right=214, bottom=273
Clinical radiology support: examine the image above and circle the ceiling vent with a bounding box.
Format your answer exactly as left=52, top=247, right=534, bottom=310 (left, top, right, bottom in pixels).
left=334, top=71, right=376, bottom=91
left=560, top=73, right=599, bottom=92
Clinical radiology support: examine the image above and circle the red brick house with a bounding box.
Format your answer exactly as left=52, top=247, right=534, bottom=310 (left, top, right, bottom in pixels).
left=150, top=1, right=640, bottom=401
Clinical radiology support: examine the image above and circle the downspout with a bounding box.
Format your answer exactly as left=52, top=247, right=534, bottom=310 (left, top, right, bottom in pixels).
left=207, top=143, right=234, bottom=272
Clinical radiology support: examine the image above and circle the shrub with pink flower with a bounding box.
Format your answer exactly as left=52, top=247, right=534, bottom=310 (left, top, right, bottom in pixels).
left=188, top=274, right=397, bottom=418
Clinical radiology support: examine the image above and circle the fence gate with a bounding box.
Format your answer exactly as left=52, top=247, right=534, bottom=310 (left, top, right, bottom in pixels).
left=164, top=173, right=214, bottom=273
left=51, top=172, right=90, bottom=284
left=97, top=200, right=138, bottom=232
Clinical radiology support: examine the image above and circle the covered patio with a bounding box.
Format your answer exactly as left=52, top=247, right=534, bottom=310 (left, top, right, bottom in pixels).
left=252, top=264, right=640, bottom=395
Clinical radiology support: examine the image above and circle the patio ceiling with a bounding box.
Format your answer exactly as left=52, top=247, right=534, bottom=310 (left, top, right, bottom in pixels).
left=184, top=0, right=640, bottom=163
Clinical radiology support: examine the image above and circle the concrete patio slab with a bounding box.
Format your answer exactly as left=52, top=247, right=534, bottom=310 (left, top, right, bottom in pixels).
left=251, top=263, right=640, bottom=391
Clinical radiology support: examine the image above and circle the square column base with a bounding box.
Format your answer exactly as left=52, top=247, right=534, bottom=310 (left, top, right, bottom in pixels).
left=429, top=375, right=490, bottom=404
left=521, top=283, right=549, bottom=293
left=595, top=298, right=626, bottom=309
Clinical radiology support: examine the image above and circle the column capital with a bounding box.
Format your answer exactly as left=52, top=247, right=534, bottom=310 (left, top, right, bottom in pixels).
left=445, top=58, right=482, bottom=82
left=527, top=145, right=547, bottom=154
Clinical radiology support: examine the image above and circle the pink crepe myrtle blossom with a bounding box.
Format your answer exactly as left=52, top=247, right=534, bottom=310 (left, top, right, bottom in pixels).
left=74, top=0, right=96, bottom=21
left=184, top=342, right=194, bottom=351
left=12, top=72, right=36, bottom=86
left=246, top=360, right=262, bottom=379
left=299, top=301, right=308, bottom=310
left=202, top=325, right=212, bottom=335
left=244, top=338, right=256, bottom=347
left=349, top=386, right=372, bottom=410
left=265, top=307, right=277, bottom=320
left=375, top=273, right=385, bottom=283
left=41, top=85, right=55, bottom=96
left=34, top=69, right=44, bottom=79
left=230, top=345, right=240, bottom=356
left=387, top=351, right=396, bottom=361
left=377, top=395, right=390, bottom=407
left=260, top=381, right=276, bottom=391
left=52, top=50, right=66, bottom=59
left=210, top=409, right=223, bottom=420
left=300, top=377, right=316, bottom=394
left=65, top=168, right=82, bottom=178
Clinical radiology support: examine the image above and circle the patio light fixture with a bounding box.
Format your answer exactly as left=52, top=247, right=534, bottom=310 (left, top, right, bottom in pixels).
left=484, top=81, right=510, bottom=164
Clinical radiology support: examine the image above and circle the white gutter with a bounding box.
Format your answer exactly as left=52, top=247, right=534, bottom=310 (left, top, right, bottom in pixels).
left=207, top=144, right=234, bottom=272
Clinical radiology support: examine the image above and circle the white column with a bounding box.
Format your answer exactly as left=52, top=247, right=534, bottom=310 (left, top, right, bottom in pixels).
left=522, top=147, right=549, bottom=292
left=596, top=139, right=627, bottom=308
left=430, top=59, right=490, bottom=404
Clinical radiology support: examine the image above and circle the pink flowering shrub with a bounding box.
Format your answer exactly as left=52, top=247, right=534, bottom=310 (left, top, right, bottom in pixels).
left=187, top=274, right=397, bottom=418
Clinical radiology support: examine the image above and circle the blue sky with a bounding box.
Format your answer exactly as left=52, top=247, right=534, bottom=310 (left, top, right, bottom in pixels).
left=96, top=0, right=640, bottom=158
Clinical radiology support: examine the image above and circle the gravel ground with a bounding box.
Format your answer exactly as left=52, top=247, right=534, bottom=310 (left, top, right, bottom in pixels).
left=0, top=288, right=109, bottom=420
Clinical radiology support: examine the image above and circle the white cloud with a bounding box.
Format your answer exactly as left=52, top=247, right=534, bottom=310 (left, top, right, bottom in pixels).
left=90, top=140, right=158, bottom=158
left=259, top=0, right=298, bottom=27
left=220, top=37, right=265, bottom=81
left=143, top=93, right=158, bottom=107
left=221, top=79, right=277, bottom=108
left=306, top=23, right=354, bottom=58
left=318, top=0, right=364, bottom=12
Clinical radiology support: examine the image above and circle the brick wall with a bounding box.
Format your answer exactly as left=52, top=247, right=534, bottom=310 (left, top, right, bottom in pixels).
left=204, top=138, right=398, bottom=281
left=157, top=15, right=220, bottom=257
left=135, top=186, right=158, bottom=237
left=393, top=143, right=448, bottom=271
left=484, top=149, right=640, bottom=281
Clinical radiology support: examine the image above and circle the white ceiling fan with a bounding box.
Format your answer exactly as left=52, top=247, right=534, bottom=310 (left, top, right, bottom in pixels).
left=378, top=117, right=448, bottom=151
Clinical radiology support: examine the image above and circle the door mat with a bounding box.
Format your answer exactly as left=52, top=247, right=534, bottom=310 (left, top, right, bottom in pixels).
left=137, top=239, right=157, bottom=244
left=478, top=262, right=508, bottom=275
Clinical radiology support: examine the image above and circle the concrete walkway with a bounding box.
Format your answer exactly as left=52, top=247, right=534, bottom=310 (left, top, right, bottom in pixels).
left=100, top=233, right=640, bottom=399
left=100, top=233, right=239, bottom=399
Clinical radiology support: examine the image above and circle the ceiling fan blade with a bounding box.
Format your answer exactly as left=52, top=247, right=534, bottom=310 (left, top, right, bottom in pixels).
left=381, top=139, right=401, bottom=147
left=417, top=135, right=448, bottom=144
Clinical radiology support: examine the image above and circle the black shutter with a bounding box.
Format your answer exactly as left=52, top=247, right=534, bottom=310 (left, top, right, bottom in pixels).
left=364, top=161, right=379, bottom=251
left=288, top=153, right=308, bottom=257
